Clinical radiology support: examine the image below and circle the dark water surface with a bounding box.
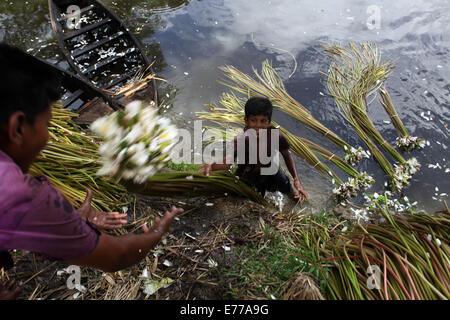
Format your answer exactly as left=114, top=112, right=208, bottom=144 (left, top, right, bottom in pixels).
left=1, top=0, right=449, bottom=213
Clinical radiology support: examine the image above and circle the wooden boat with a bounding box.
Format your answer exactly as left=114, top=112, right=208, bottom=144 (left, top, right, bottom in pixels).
left=36, top=57, right=117, bottom=123
left=48, top=0, right=158, bottom=108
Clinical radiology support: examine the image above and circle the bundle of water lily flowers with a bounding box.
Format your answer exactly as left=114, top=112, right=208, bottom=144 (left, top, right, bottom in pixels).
left=264, top=191, right=286, bottom=212
left=395, top=136, right=426, bottom=152
left=325, top=42, right=423, bottom=192
left=332, top=172, right=375, bottom=203
left=378, top=85, right=425, bottom=152
left=91, top=100, right=178, bottom=184
left=363, top=192, right=418, bottom=214
left=391, top=158, right=421, bottom=192
left=343, top=146, right=371, bottom=166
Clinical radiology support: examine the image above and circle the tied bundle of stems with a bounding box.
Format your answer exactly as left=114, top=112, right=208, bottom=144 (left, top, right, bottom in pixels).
left=324, top=43, right=421, bottom=191
left=324, top=43, right=405, bottom=163
left=123, top=170, right=268, bottom=205
left=378, top=85, right=426, bottom=152
left=326, top=60, right=394, bottom=177
left=29, top=103, right=128, bottom=212
left=219, top=61, right=367, bottom=164
left=317, top=204, right=450, bottom=300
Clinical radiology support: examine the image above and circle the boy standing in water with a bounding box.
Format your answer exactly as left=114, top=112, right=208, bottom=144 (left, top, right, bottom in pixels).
left=199, top=97, right=308, bottom=202
left=0, top=44, right=182, bottom=299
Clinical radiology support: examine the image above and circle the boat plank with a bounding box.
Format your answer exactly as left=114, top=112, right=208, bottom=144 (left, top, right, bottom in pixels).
left=72, top=31, right=124, bottom=58
left=63, top=18, right=112, bottom=40
left=82, top=48, right=136, bottom=75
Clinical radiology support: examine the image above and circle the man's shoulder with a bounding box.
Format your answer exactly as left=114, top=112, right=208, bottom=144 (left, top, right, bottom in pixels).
left=0, top=158, right=26, bottom=192
left=0, top=161, right=47, bottom=212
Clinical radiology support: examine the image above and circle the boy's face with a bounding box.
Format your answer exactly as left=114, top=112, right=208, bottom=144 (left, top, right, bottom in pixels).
left=244, top=114, right=271, bottom=136
left=2, top=107, right=52, bottom=173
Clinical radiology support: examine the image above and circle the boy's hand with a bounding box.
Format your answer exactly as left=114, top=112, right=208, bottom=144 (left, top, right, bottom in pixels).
left=78, top=189, right=128, bottom=230
left=142, top=205, right=183, bottom=235
left=198, top=163, right=212, bottom=176
left=293, top=179, right=308, bottom=203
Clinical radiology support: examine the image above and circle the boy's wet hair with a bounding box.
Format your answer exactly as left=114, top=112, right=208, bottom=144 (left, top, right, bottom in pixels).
left=244, top=97, right=273, bottom=120
left=0, top=43, right=62, bottom=124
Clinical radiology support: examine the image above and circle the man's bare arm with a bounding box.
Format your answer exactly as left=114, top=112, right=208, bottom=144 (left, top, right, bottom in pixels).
left=65, top=206, right=183, bottom=272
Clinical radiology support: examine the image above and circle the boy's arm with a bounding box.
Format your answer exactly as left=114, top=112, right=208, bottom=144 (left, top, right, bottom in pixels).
left=281, top=149, right=299, bottom=181
left=280, top=149, right=308, bottom=200
left=65, top=206, right=182, bottom=272
left=198, top=148, right=235, bottom=176
left=198, top=161, right=232, bottom=176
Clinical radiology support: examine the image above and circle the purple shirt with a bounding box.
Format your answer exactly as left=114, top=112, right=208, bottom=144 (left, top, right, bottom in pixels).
left=0, top=150, right=100, bottom=269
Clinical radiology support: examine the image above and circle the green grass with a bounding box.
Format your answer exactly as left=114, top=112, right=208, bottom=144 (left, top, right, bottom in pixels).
left=222, top=210, right=348, bottom=299
left=164, top=159, right=202, bottom=172
left=224, top=226, right=327, bottom=299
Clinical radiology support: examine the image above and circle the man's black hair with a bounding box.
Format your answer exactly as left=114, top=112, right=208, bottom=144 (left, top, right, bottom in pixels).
left=0, top=43, right=62, bottom=124
left=244, top=97, right=273, bottom=119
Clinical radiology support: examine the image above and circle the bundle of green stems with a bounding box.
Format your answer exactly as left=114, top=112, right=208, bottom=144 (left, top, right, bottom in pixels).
left=29, top=103, right=128, bottom=211
left=301, top=204, right=450, bottom=300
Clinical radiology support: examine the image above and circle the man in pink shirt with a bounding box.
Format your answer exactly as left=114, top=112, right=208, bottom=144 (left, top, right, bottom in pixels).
left=0, top=43, right=182, bottom=299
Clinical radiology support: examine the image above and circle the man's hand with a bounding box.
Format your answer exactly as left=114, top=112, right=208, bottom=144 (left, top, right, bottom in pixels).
left=0, top=280, right=22, bottom=300
left=78, top=189, right=128, bottom=230
left=293, top=179, right=308, bottom=204
left=142, top=205, right=183, bottom=234
left=198, top=163, right=212, bottom=176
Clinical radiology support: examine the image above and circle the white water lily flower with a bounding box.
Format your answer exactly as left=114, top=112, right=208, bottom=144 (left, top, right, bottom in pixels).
left=344, top=146, right=370, bottom=165
left=131, top=151, right=150, bottom=167
left=91, top=116, right=120, bottom=138
left=396, top=135, right=426, bottom=151
left=123, top=124, right=145, bottom=145
left=391, top=158, right=421, bottom=191
left=333, top=172, right=374, bottom=203
left=156, top=117, right=171, bottom=129
left=124, top=100, right=143, bottom=120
